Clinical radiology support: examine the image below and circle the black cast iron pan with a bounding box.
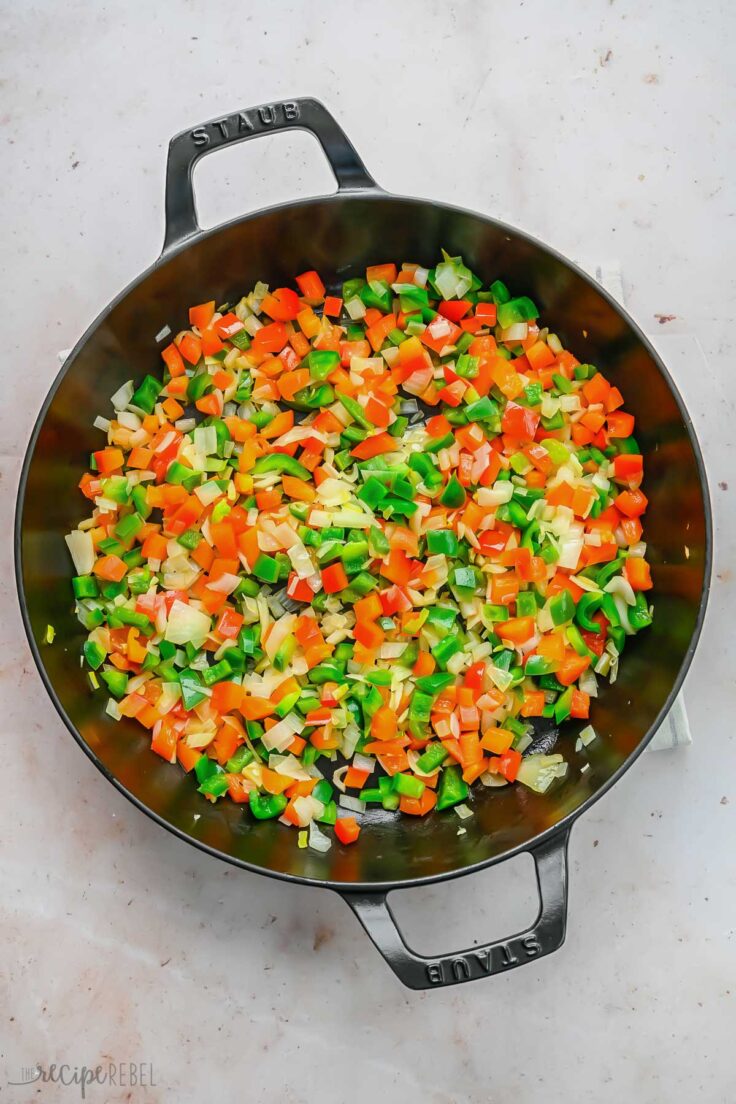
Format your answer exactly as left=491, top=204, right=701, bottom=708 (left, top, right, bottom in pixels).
left=15, top=98, right=711, bottom=988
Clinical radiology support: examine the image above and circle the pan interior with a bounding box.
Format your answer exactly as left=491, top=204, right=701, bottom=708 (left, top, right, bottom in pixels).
left=18, top=195, right=709, bottom=887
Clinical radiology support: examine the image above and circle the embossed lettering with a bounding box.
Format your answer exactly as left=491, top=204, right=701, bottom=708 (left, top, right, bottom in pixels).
left=259, top=106, right=275, bottom=125
left=213, top=120, right=229, bottom=139
left=474, top=949, right=492, bottom=974
left=191, top=127, right=209, bottom=147
left=499, top=943, right=519, bottom=968
left=451, top=957, right=471, bottom=982
left=426, top=962, right=444, bottom=985
left=283, top=101, right=300, bottom=120
left=238, top=112, right=254, bottom=132
left=522, top=935, right=541, bottom=957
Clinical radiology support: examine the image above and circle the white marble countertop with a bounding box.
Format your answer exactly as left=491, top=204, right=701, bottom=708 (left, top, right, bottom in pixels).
left=2, top=2, right=735, bottom=1101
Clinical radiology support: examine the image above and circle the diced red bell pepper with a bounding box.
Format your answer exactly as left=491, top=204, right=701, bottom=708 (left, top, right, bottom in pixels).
left=189, top=301, right=215, bottom=330
left=262, top=287, right=301, bottom=321
left=296, top=270, right=326, bottom=303
left=438, top=299, right=472, bottom=322
left=624, top=557, right=653, bottom=591
left=501, top=401, right=541, bottom=441
left=321, top=563, right=349, bottom=594
left=334, top=817, right=361, bottom=845
left=615, top=489, right=648, bottom=518
left=613, top=453, right=643, bottom=481
left=497, top=748, right=522, bottom=782
left=216, top=608, right=244, bottom=639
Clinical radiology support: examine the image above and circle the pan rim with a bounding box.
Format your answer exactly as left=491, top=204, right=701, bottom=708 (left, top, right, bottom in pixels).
left=14, top=187, right=713, bottom=892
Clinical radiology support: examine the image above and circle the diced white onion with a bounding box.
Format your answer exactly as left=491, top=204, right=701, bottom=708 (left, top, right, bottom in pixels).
left=579, top=724, right=598, bottom=746
left=604, top=575, right=636, bottom=606
left=345, top=297, right=367, bottom=320
left=352, top=753, right=375, bottom=775
left=193, top=425, right=218, bottom=456
left=480, top=772, right=509, bottom=787
left=339, top=794, right=366, bottom=813
left=194, top=481, right=224, bottom=506
left=164, top=600, right=211, bottom=646
left=332, top=765, right=349, bottom=793
left=65, top=529, right=95, bottom=575
left=110, top=380, right=134, bottom=410
left=500, top=322, right=528, bottom=342
left=261, top=712, right=303, bottom=753
left=477, top=481, right=514, bottom=507
left=516, top=754, right=568, bottom=794
left=308, top=821, right=332, bottom=852
left=578, top=667, right=599, bottom=697
left=558, top=536, right=583, bottom=571
left=206, top=572, right=241, bottom=595
left=118, top=410, right=142, bottom=431
left=105, top=698, right=122, bottom=721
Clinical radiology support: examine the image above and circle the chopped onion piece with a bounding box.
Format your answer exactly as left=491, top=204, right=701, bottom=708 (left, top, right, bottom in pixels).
left=352, top=753, right=375, bottom=775
left=477, top=481, right=514, bottom=507
left=206, top=572, right=241, bottom=595
left=339, top=794, right=366, bottom=814
left=604, top=575, right=636, bottom=606
left=516, top=754, right=568, bottom=794
left=110, top=380, right=134, bottom=410
left=261, top=712, right=303, bottom=753
left=500, top=322, right=528, bottom=342
left=65, top=529, right=95, bottom=575
left=308, top=821, right=332, bottom=853
left=480, top=772, right=509, bottom=788
left=105, top=698, right=122, bottom=721
left=345, top=296, right=366, bottom=320
left=164, top=600, right=211, bottom=646
left=333, top=765, right=349, bottom=793
left=578, top=724, right=598, bottom=746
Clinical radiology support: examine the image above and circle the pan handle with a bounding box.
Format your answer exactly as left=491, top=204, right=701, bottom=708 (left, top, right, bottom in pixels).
left=162, top=97, right=377, bottom=253
left=340, top=826, right=571, bottom=990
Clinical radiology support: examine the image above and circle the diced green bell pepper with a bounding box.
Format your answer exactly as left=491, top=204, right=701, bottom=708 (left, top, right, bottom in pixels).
left=440, top=475, right=466, bottom=509
left=303, top=349, right=340, bottom=381
left=436, top=765, right=469, bottom=811
left=226, top=746, right=254, bottom=773
left=432, top=634, right=463, bottom=670
left=252, top=554, right=280, bottom=583
left=101, top=669, right=128, bottom=698
left=83, top=639, right=106, bottom=670
left=497, top=296, right=539, bottom=329
left=416, top=743, right=449, bottom=773
left=202, top=658, right=233, bottom=686
left=250, top=792, right=288, bottom=820
left=72, top=575, right=99, bottom=599
left=131, top=375, right=162, bottom=414
left=549, top=589, right=575, bottom=626
left=408, top=691, right=433, bottom=739
left=575, top=591, right=605, bottom=632
left=338, top=392, right=373, bottom=429
left=426, top=529, right=459, bottom=556
left=394, top=773, right=426, bottom=799
left=252, top=454, right=310, bottom=481
left=554, top=686, right=575, bottom=724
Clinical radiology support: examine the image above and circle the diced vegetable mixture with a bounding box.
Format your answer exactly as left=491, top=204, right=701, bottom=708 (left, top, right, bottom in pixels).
left=65, top=254, right=653, bottom=849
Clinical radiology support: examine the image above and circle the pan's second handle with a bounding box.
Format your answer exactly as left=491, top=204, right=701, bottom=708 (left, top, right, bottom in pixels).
left=341, top=827, right=571, bottom=990
left=162, top=97, right=377, bottom=253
